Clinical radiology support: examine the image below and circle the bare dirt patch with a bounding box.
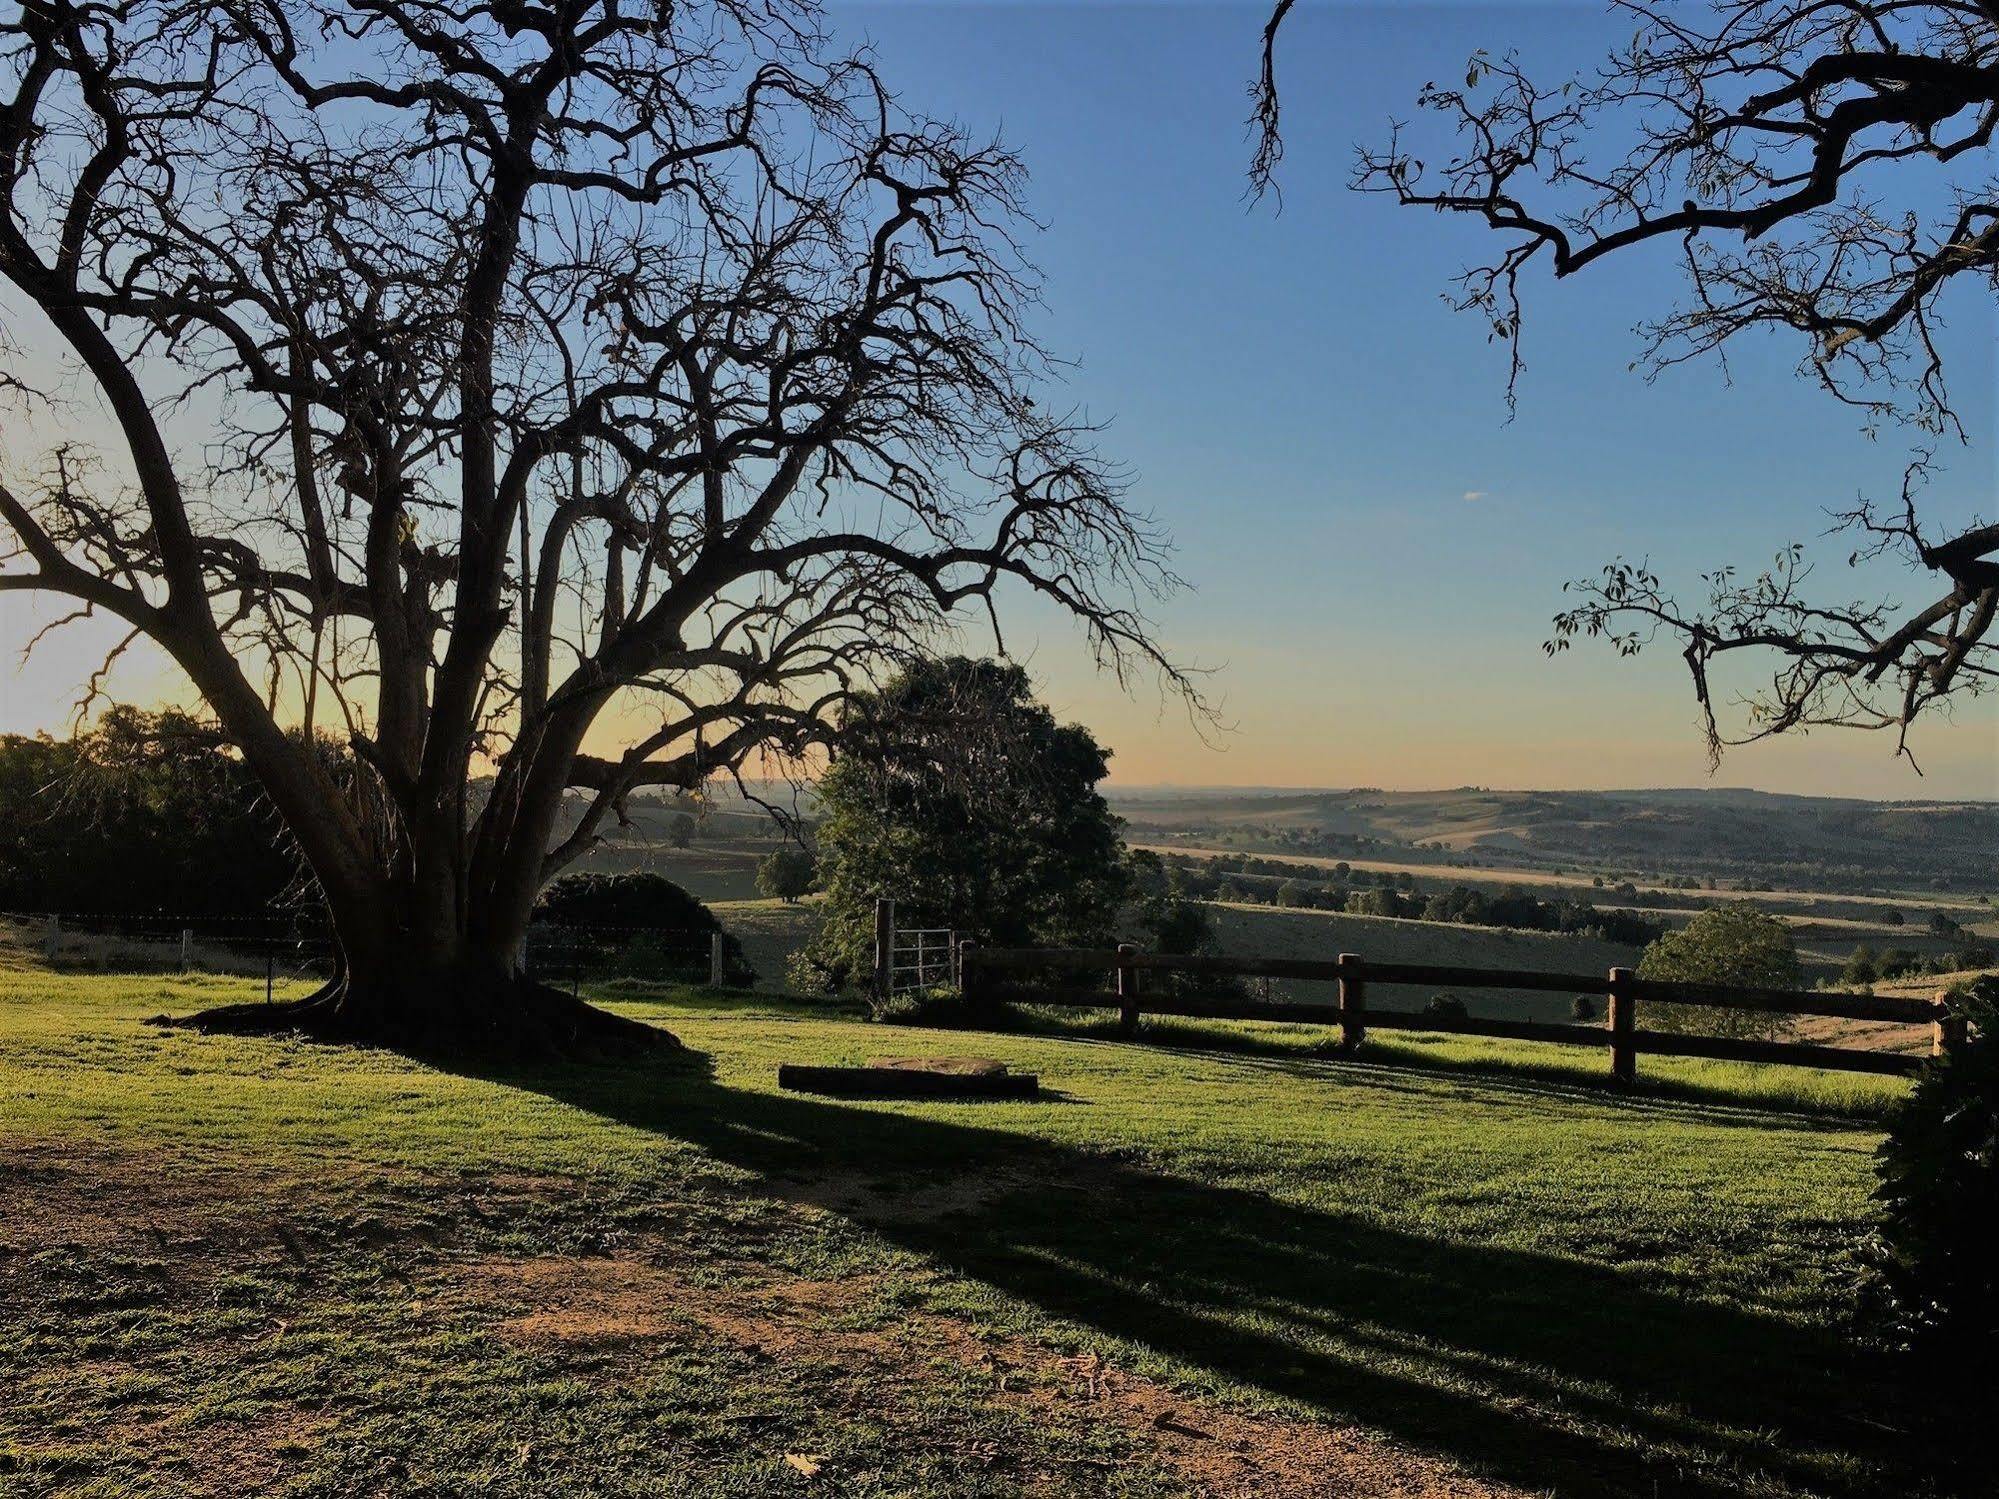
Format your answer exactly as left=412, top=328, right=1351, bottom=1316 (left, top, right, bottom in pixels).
left=444, top=1251, right=1524, bottom=1498
left=8, top=1139, right=1524, bottom=1498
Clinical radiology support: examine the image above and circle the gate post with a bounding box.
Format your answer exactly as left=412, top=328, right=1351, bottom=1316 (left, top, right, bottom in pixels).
left=957, top=941, right=984, bottom=1022
left=873, top=898, right=894, bottom=1002
left=709, top=931, right=725, bottom=987
left=180, top=928, right=193, bottom=973
left=1934, top=990, right=1968, bottom=1060
left=43, top=914, right=59, bottom=963
left=1607, top=967, right=1637, bottom=1086
left=1116, top=943, right=1139, bottom=1037
left=1337, top=952, right=1365, bottom=1050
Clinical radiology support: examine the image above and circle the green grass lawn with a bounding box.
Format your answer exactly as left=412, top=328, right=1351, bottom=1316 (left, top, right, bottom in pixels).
left=0, top=960, right=1962, bottom=1498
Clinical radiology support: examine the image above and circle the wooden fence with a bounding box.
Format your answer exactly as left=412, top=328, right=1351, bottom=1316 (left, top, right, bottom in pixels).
left=956, top=944, right=1964, bottom=1082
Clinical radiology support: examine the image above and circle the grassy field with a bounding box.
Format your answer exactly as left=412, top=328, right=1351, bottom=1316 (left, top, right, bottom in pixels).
left=2, top=949, right=1970, bottom=1498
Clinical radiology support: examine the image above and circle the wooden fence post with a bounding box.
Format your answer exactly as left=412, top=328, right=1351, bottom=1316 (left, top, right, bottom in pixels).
left=1607, top=967, right=1636, bottom=1086
left=709, top=931, right=725, bottom=987
left=43, top=914, right=59, bottom=963
left=1337, top=952, right=1365, bottom=1050
left=873, top=898, right=894, bottom=1002
left=957, top=941, right=982, bottom=1020
left=180, top=928, right=193, bottom=973
left=1117, top=943, right=1139, bottom=1037
left=1934, top=990, right=1968, bottom=1061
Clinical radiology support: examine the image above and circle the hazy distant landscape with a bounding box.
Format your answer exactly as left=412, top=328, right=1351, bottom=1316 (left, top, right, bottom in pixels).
left=571, top=783, right=1998, bottom=1034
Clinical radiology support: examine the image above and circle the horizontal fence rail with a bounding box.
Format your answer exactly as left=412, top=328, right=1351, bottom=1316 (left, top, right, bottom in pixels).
left=956, top=943, right=1959, bottom=1082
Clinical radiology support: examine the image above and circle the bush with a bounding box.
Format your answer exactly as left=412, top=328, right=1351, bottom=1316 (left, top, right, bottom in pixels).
left=533, top=872, right=753, bottom=985
left=1571, top=993, right=1597, bottom=1022
left=1423, top=993, right=1468, bottom=1020
left=1842, top=944, right=1879, bottom=986
left=1864, top=977, right=1999, bottom=1377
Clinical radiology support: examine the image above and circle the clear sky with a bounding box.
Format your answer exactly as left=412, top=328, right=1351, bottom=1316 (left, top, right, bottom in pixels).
left=2, top=1, right=1994, bottom=799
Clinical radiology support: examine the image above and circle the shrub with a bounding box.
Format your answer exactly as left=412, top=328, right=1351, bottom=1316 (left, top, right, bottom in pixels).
left=1571, top=993, right=1597, bottom=1022
left=1842, top=945, right=1879, bottom=986
left=1864, top=977, right=1999, bottom=1378
left=1423, top=993, right=1468, bottom=1020
left=533, top=872, right=753, bottom=985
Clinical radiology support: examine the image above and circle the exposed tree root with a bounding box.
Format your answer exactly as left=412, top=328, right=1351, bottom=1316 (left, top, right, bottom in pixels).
left=152, top=975, right=680, bottom=1062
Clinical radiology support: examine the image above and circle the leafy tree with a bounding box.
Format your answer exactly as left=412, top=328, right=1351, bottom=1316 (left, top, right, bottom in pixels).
left=1119, top=849, right=1238, bottom=1003
left=795, top=659, right=1129, bottom=993
left=1571, top=994, right=1597, bottom=1023
left=0, top=708, right=307, bottom=919
left=0, top=0, right=1182, bottom=1054
left=1637, top=903, right=1803, bottom=1040
left=667, top=815, right=697, bottom=852
left=1885, top=910, right=1907, bottom=927
left=756, top=850, right=818, bottom=905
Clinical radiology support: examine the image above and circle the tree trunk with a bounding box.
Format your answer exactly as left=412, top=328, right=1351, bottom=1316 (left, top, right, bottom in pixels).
left=163, top=878, right=679, bottom=1061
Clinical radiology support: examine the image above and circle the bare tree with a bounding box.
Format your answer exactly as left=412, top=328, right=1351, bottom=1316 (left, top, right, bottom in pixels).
left=0, top=0, right=1186, bottom=1052
left=1260, top=0, right=1997, bottom=766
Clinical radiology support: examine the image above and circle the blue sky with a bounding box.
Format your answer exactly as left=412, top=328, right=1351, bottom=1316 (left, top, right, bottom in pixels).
left=2, top=1, right=1991, bottom=798
left=820, top=1, right=1997, bottom=797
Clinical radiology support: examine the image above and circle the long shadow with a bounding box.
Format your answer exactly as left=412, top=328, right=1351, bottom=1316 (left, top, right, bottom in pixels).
left=1008, top=1009, right=1907, bottom=1127
left=473, top=1047, right=1946, bottom=1499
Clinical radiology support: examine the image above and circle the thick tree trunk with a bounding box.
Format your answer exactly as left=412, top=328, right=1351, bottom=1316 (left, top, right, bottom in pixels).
left=165, top=894, right=679, bottom=1062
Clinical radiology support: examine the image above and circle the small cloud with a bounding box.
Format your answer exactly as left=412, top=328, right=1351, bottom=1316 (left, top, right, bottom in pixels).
left=1461, top=489, right=1489, bottom=502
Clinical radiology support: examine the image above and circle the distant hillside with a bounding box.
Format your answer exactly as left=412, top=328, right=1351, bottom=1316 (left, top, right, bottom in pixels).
left=1109, top=786, right=1998, bottom=895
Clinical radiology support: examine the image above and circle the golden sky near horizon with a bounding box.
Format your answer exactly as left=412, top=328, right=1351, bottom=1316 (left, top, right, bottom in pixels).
left=4, top=586, right=1993, bottom=802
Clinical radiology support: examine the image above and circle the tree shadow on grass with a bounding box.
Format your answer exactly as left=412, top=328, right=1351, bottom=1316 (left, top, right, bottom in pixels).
left=465, top=1046, right=1954, bottom=1499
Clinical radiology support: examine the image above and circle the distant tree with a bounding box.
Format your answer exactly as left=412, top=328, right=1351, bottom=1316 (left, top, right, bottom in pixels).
left=0, top=707, right=307, bottom=919
left=1571, top=994, right=1597, bottom=1022
left=1275, top=879, right=1314, bottom=908
left=1929, top=911, right=1967, bottom=940
left=668, top=814, right=697, bottom=851
left=756, top=850, right=818, bottom=905
left=1844, top=945, right=1882, bottom=987
left=795, top=659, right=1128, bottom=992
left=1424, top=993, right=1469, bottom=1020
left=1257, top=0, right=1998, bottom=767
left=1880, top=948, right=1926, bottom=979
left=1637, top=904, right=1804, bottom=1040
left=1885, top=910, right=1907, bottom=928
left=1121, top=850, right=1240, bottom=1002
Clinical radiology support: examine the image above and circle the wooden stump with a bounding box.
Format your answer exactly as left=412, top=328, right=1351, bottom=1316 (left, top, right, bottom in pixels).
left=778, top=1056, right=1040, bottom=1099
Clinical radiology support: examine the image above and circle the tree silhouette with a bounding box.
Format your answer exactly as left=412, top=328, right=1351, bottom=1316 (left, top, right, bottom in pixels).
left=0, top=0, right=1184, bottom=1051
left=1257, top=0, right=1996, bottom=767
